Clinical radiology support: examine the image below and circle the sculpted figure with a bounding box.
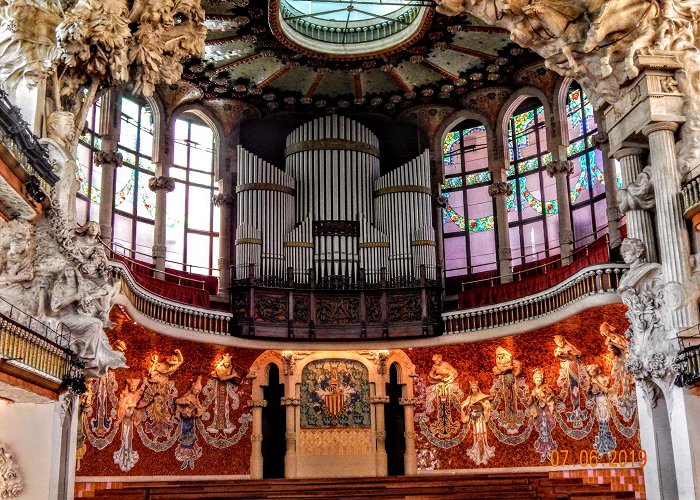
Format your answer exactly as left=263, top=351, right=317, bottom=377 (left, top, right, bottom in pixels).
left=148, top=350, right=184, bottom=385
left=492, top=346, right=525, bottom=433
left=50, top=266, right=127, bottom=377
left=113, top=378, right=144, bottom=472
left=0, top=229, right=35, bottom=314
left=175, top=376, right=205, bottom=469
left=586, top=364, right=617, bottom=456
left=428, top=354, right=458, bottom=385
left=460, top=380, right=495, bottom=465
left=553, top=335, right=587, bottom=427
left=211, top=353, right=241, bottom=384
left=207, top=353, right=242, bottom=436
left=427, top=354, right=462, bottom=438
left=618, top=166, right=655, bottom=213
left=46, top=111, right=76, bottom=152
left=138, top=349, right=184, bottom=439
left=527, top=368, right=557, bottom=461
left=618, top=238, right=660, bottom=291
left=600, top=322, right=635, bottom=419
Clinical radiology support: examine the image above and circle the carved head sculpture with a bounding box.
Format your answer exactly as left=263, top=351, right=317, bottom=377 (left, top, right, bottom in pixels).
left=190, top=376, right=203, bottom=395
left=126, top=378, right=141, bottom=392
left=586, top=364, right=600, bottom=377
left=432, top=354, right=443, bottom=365
left=533, top=368, right=544, bottom=386
left=620, top=238, right=646, bottom=266
left=553, top=335, right=565, bottom=348
left=75, top=221, right=101, bottom=239
left=495, top=347, right=513, bottom=370
left=469, top=379, right=480, bottom=394
left=8, top=232, right=28, bottom=254
left=220, top=353, right=232, bottom=367
left=46, top=111, right=76, bottom=149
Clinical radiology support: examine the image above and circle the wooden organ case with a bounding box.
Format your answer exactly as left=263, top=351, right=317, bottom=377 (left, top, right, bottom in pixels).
left=231, top=115, right=441, bottom=338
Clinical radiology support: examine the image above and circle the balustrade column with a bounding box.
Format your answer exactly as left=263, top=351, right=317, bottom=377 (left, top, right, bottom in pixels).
left=371, top=395, right=390, bottom=476
left=546, top=156, right=574, bottom=264
left=489, top=173, right=513, bottom=282
left=248, top=399, right=266, bottom=480
left=96, top=90, right=122, bottom=243
left=642, top=122, right=697, bottom=328
left=280, top=396, right=299, bottom=478
left=591, top=130, right=622, bottom=248
left=399, top=397, right=418, bottom=475
left=613, top=148, right=658, bottom=263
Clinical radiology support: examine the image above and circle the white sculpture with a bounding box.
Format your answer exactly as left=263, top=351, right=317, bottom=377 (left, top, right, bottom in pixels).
left=0, top=442, right=23, bottom=498
left=0, top=221, right=35, bottom=314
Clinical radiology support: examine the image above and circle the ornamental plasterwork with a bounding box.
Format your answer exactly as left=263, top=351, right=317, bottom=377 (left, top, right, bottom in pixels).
left=618, top=166, right=655, bottom=213
left=0, top=442, right=22, bottom=499
left=281, top=350, right=312, bottom=376
left=356, top=350, right=390, bottom=375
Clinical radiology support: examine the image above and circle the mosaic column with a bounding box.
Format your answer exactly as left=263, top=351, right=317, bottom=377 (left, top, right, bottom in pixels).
left=591, top=131, right=622, bottom=249
left=281, top=396, right=299, bottom=479
left=96, top=89, right=122, bottom=244
left=546, top=157, right=574, bottom=264
left=371, top=395, right=390, bottom=476
left=248, top=399, right=267, bottom=479
left=488, top=180, right=513, bottom=283
left=399, top=397, right=418, bottom=475
left=642, top=122, right=697, bottom=328
left=613, top=148, right=658, bottom=263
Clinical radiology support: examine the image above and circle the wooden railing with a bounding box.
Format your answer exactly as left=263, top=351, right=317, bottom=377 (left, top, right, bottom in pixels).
left=0, top=299, right=73, bottom=382
left=443, top=263, right=627, bottom=334
left=111, top=260, right=232, bottom=335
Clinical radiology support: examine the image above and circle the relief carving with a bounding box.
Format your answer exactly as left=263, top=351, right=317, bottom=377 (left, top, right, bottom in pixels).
left=387, top=293, right=421, bottom=322
left=0, top=442, right=22, bottom=498
left=317, top=296, right=360, bottom=324
left=618, top=166, right=655, bottom=213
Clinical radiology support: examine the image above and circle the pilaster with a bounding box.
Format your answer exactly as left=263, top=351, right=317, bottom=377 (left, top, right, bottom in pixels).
left=280, top=396, right=300, bottom=479
left=248, top=399, right=267, bottom=480
left=399, top=397, right=418, bottom=475
left=370, top=395, right=390, bottom=476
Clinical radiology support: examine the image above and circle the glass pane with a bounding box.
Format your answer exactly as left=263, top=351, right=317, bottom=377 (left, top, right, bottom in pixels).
left=590, top=149, right=606, bottom=197
left=76, top=198, right=88, bottom=225
left=522, top=220, right=546, bottom=262
left=509, top=225, right=522, bottom=266
left=114, top=167, right=135, bottom=212
left=119, top=120, right=138, bottom=151
left=573, top=205, right=594, bottom=246
left=174, top=141, right=188, bottom=167
left=546, top=213, right=560, bottom=252
left=166, top=182, right=186, bottom=264
left=139, top=128, right=153, bottom=157
left=175, top=119, right=189, bottom=140
left=186, top=232, right=211, bottom=271
left=135, top=221, right=154, bottom=261
left=90, top=163, right=102, bottom=203
left=187, top=186, right=213, bottom=231
left=443, top=236, right=467, bottom=276
left=520, top=174, right=542, bottom=220
left=190, top=147, right=213, bottom=173
left=469, top=230, right=496, bottom=272
left=89, top=202, right=100, bottom=223
left=191, top=122, right=214, bottom=148
left=212, top=236, right=220, bottom=276
left=462, top=126, right=487, bottom=173
left=121, top=98, right=140, bottom=120
left=594, top=199, right=608, bottom=237
left=443, top=131, right=462, bottom=177
left=137, top=172, right=156, bottom=220
left=113, top=213, right=133, bottom=251
left=189, top=170, right=212, bottom=186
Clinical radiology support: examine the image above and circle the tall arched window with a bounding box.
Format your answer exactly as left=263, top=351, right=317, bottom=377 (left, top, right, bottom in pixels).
left=166, top=114, right=219, bottom=275
left=76, top=98, right=102, bottom=224
left=565, top=81, right=609, bottom=246
left=113, top=96, right=156, bottom=260
left=506, top=98, right=558, bottom=265
left=441, top=121, right=496, bottom=278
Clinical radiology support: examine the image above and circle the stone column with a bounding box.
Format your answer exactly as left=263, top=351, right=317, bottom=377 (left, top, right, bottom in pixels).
left=546, top=157, right=574, bottom=263
left=488, top=180, right=513, bottom=282
left=399, top=397, right=418, bottom=475
left=247, top=399, right=266, bottom=479
left=96, top=90, right=122, bottom=243
left=371, top=395, right=390, bottom=476
left=213, top=189, right=235, bottom=296
left=149, top=176, right=175, bottom=274
left=613, top=148, right=658, bottom=263
left=280, top=396, right=299, bottom=479
left=591, top=131, right=622, bottom=248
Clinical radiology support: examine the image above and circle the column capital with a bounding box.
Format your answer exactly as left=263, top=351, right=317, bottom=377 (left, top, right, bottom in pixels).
left=247, top=399, right=267, bottom=408
left=642, top=122, right=679, bottom=136
left=590, top=132, right=608, bottom=148
left=613, top=147, right=645, bottom=160
left=545, top=159, right=573, bottom=177
left=488, top=181, right=513, bottom=198
left=399, top=397, right=418, bottom=406
left=212, top=192, right=235, bottom=206
left=280, top=397, right=300, bottom=406
left=148, top=176, right=176, bottom=193
left=94, top=150, right=123, bottom=168
left=370, top=395, right=391, bottom=405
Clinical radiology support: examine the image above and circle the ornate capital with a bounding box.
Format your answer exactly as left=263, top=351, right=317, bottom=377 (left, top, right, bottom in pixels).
left=546, top=160, right=574, bottom=177
left=370, top=395, right=391, bottom=404
left=280, top=397, right=300, bottom=406
left=488, top=181, right=512, bottom=197
left=0, top=443, right=23, bottom=498
left=247, top=399, right=267, bottom=408
left=212, top=192, right=235, bottom=206
left=590, top=132, right=608, bottom=149
left=94, top=150, right=123, bottom=168
left=399, top=397, right=418, bottom=406
left=148, top=176, right=176, bottom=193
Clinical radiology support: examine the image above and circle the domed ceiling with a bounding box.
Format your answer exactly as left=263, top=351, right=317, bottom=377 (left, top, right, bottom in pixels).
left=182, top=0, right=541, bottom=114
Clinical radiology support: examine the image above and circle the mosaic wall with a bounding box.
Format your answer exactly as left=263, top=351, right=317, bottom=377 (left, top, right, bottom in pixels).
left=300, top=359, right=370, bottom=428
left=77, top=303, right=639, bottom=477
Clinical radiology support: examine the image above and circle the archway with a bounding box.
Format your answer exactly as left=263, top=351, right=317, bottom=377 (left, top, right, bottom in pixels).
left=385, top=363, right=405, bottom=476
left=261, top=363, right=285, bottom=478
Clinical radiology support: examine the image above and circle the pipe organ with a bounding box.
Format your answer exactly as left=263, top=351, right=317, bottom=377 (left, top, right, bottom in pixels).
left=235, top=115, right=437, bottom=285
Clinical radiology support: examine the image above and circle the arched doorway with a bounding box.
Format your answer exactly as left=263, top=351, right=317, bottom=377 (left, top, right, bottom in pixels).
left=262, top=363, right=285, bottom=478
left=385, top=363, right=405, bottom=475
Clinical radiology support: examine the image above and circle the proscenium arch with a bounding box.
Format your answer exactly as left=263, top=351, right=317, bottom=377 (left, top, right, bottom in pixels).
left=171, top=103, right=225, bottom=181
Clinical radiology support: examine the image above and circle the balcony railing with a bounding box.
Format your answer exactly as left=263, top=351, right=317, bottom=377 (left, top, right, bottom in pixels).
left=0, top=298, right=74, bottom=383
left=443, top=262, right=627, bottom=334
left=673, top=324, right=700, bottom=388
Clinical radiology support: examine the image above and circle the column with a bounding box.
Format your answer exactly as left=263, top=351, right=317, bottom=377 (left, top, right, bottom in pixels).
left=433, top=155, right=446, bottom=288
left=399, top=397, right=418, bottom=475
left=488, top=180, right=513, bottom=282
left=613, top=148, right=658, bottom=263
left=149, top=175, right=175, bottom=274
left=96, top=90, right=122, bottom=244
left=280, top=396, right=299, bottom=479
left=247, top=399, right=266, bottom=479
left=213, top=188, right=235, bottom=295
left=546, top=156, right=574, bottom=264
left=371, top=395, right=390, bottom=476
left=591, top=131, right=622, bottom=248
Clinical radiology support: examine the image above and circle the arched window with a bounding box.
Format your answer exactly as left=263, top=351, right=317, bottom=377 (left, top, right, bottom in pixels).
left=113, top=96, right=156, bottom=260
left=441, top=121, right=496, bottom=278
left=565, top=81, right=610, bottom=246
left=506, top=98, right=558, bottom=265
left=75, top=98, right=102, bottom=224
left=166, top=114, right=219, bottom=275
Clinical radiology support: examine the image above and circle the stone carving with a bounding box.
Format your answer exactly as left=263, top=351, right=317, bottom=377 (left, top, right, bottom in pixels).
left=488, top=181, right=513, bottom=197
left=546, top=160, right=574, bottom=177
left=617, top=238, right=680, bottom=403
left=586, top=364, right=617, bottom=456
left=425, top=355, right=464, bottom=440
left=491, top=347, right=527, bottom=434
left=553, top=335, right=588, bottom=428
left=175, top=376, right=205, bottom=469
left=527, top=368, right=557, bottom=462
left=148, top=176, right=176, bottom=193
left=113, top=378, right=145, bottom=472
left=461, top=380, right=495, bottom=465
left=317, top=296, right=361, bottom=324
left=212, top=192, right=235, bottom=206
left=255, top=293, right=288, bottom=323
left=618, top=166, right=655, bottom=213
left=0, top=220, right=35, bottom=314
left=94, top=150, right=124, bottom=168
left=0, top=442, right=22, bottom=498
left=205, top=354, right=242, bottom=437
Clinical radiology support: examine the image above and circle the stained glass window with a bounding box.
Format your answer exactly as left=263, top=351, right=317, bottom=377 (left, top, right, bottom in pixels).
left=114, top=96, right=155, bottom=260
left=76, top=98, right=103, bottom=224
left=166, top=114, right=219, bottom=276
left=441, top=122, right=496, bottom=278
left=506, top=97, right=559, bottom=265
left=566, top=81, right=609, bottom=247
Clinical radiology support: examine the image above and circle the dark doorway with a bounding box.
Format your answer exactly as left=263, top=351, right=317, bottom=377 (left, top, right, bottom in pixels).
left=385, top=363, right=405, bottom=475
left=262, top=363, right=286, bottom=478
